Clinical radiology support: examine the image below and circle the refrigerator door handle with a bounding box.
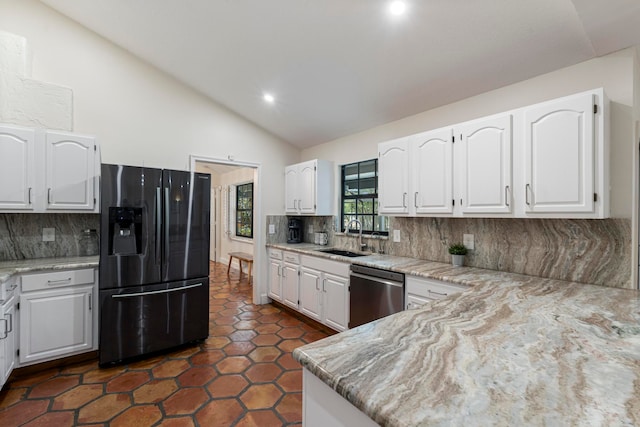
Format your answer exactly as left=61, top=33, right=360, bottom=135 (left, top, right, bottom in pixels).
left=112, top=283, right=203, bottom=299
left=164, top=187, right=170, bottom=267
left=156, top=187, right=162, bottom=260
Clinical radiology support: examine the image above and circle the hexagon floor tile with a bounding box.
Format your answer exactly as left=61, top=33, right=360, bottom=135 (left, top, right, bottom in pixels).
left=0, top=262, right=332, bottom=426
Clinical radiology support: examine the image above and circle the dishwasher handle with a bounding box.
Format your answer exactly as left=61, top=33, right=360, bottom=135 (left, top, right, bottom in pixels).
left=350, top=272, right=404, bottom=288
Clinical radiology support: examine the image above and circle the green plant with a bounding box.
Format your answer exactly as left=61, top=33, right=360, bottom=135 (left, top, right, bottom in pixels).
left=448, top=243, right=468, bottom=255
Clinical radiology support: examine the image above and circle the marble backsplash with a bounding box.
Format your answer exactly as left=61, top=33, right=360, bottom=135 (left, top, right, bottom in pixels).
left=0, top=213, right=100, bottom=260
left=267, top=215, right=632, bottom=289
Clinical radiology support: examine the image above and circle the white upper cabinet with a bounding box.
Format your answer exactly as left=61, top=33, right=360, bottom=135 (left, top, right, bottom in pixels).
left=377, top=88, right=608, bottom=219
left=524, top=91, right=604, bottom=216
left=45, top=131, right=96, bottom=211
left=411, top=128, right=454, bottom=215
left=378, top=137, right=410, bottom=214
left=284, top=159, right=334, bottom=215
left=0, top=124, right=36, bottom=210
left=0, top=124, right=100, bottom=213
left=458, top=114, right=512, bottom=214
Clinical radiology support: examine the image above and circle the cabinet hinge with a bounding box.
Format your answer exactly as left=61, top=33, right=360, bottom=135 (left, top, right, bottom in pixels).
left=16, top=302, right=19, bottom=310
left=94, top=144, right=97, bottom=151
left=452, top=199, right=455, bottom=206
left=93, top=198, right=96, bottom=204
left=594, top=193, right=598, bottom=202
left=16, top=349, right=19, bottom=356
left=314, top=166, right=317, bottom=171
left=298, top=270, right=300, bottom=276
left=593, top=104, right=598, bottom=114
left=452, top=136, right=455, bottom=143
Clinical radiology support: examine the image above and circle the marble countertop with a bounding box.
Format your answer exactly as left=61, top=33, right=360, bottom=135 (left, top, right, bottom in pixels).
left=293, top=272, right=640, bottom=426
left=0, top=256, right=99, bottom=283
left=267, top=242, right=526, bottom=288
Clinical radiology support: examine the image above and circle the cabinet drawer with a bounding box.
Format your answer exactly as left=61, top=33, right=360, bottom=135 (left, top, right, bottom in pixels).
left=268, top=249, right=283, bottom=260
left=22, top=268, right=94, bottom=292
left=283, top=251, right=299, bottom=264
left=406, top=276, right=468, bottom=301
left=301, top=255, right=349, bottom=277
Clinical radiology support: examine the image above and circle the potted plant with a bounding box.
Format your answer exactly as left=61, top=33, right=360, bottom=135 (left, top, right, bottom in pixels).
left=448, top=243, right=468, bottom=267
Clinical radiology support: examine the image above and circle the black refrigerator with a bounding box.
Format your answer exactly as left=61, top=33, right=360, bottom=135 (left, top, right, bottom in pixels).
left=99, top=164, right=210, bottom=365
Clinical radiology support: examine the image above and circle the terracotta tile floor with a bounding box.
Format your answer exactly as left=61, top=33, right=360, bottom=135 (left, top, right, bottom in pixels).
left=0, top=262, right=331, bottom=426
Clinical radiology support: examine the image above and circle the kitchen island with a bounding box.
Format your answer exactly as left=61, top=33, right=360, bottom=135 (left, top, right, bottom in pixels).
left=293, top=273, right=640, bottom=426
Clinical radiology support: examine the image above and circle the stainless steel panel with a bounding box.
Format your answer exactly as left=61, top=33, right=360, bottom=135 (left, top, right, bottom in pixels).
left=100, top=164, right=162, bottom=290
left=98, top=278, right=209, bottom=365
left=162, top=170, right=210, bottom=282
left=349, top=272, right=404, bottom=328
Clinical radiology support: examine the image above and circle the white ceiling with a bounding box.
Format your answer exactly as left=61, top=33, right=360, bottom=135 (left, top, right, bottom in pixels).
left=39, top=0, right=640, bottom=149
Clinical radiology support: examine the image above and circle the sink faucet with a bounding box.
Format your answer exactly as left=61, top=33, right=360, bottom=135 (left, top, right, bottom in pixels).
left=345, top=219, right=367, bottom=251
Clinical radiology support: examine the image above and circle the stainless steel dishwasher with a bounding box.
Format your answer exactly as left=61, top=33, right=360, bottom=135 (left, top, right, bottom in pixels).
left=349, top=264, right=405, bottom=328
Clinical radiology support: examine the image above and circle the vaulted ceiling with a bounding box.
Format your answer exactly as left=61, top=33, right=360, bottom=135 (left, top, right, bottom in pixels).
left=39, top=0, right=640, bottom=148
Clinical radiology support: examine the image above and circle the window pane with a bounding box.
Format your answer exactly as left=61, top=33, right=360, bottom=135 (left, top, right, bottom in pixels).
left=358, top=198, right=374, bottom=214
left=344, top=164, right=359, bottom=181
left=343, top=200, right=356, bottom=214
left=359, top=160, right=376, bottom=178
left=344, top=180, right=358, bottom=197
left=359, top=177, right=376, bottom=195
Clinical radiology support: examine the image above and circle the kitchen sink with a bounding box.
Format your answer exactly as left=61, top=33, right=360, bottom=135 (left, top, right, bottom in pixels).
left=316, top=248, right=367, bottom=258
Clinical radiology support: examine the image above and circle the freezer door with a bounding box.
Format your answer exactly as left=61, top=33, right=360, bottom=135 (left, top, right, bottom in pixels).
left=162, top=170, right=211, bottom=282
left=100, top=164, right=163, bottom=290
left=99, top=278, right=209, bottom=365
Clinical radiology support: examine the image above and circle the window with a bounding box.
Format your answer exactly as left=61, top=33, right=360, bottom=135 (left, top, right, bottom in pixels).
left=341, top=159, right=388, bottom=234
left=235, top=182, right=253, bottom=238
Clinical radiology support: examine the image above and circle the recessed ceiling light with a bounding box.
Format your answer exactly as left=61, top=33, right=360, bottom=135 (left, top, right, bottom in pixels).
left=263, top=93, right=275, bottom=104
left=389, top=1, right=407, bottom=16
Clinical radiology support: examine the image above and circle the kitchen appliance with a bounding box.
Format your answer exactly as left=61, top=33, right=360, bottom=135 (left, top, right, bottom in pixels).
left=287, top=217, right=302, bottom=243
left=99, top=164, right=210, bottom=365
left=349, top=264, right=404, bottom=328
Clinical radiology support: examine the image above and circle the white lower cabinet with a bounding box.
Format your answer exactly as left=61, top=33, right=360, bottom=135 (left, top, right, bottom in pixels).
left=19, top=268, right=97, bottom=366
left=299, top=255, right=349, bottom=332
left=268, top=249, right=300, bottom=309
left=0, top=276, right=18, bottom=389
left=405, top=275, right=469, bottom=310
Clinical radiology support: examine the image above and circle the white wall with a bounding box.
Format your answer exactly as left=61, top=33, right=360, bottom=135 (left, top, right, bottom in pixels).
left=303, top=47, right=638, bottom=220
left=0, top=0, right=301, bottom=303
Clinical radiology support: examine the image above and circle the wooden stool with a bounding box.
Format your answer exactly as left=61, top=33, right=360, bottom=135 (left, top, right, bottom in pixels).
left=227, top=252, right=253, bottom=280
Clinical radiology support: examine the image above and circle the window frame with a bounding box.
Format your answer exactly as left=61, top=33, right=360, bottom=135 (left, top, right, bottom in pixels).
left=340, top=159, right=388, bottom=236
left=235, top=182, right=253, bottom=239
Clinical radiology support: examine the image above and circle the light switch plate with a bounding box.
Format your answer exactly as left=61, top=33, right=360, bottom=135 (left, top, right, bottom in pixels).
left=43, top=227, right=55, bottom=242
left=268, top=224, right=275, bottom=234
left=393, top=229, right=401, bottom=242
left=463, top=233, right=474, bottom=250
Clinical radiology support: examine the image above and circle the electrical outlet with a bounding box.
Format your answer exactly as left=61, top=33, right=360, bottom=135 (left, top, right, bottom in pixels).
left=308, top=225, right=314, bottom=234
left=43, top=228, right=55, bottom=242
left=463, top=233, right=474, bottom=250
left=268, top=224, right=275, bottom=234
left=393, top=229, right=401, bottom=242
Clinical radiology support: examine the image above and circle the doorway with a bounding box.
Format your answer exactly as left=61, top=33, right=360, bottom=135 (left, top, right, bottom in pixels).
left=191, top=156, right=263, bottom=304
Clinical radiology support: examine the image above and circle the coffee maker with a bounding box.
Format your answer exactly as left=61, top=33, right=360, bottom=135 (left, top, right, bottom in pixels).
left=287, top=218, right=302, bottom=243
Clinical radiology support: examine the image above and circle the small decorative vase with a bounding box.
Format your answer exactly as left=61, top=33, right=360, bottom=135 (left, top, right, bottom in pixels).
left=451, top=254, right=465, bottom=267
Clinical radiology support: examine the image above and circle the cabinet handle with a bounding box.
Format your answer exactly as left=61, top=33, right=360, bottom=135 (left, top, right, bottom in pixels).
left=402, top=192, right=407, bottom=208
left=48, top=277, right=72, bottom=286
left=0, top=319, right=6, bottom=339
left=428, top=289, right=448, bottom=297
left=293, top=199, right=297, bottom=209
left=505, top=185, right=510, bottom=207
left=5, top=313, right=12, bottom=333
left=282, top=267, right=286, bottom=278
left=414, top=192, right=418, bottom=208
left=322, top=278, right=326, bottom=293
left=525, top=184, right=531, bottom=206
left=28, top=187, right=32, bottom=204
left=89, top=294, right=92, bottom=311
left=277, top=266, right=282, bottom=276
left=47, top=188, right=52, bottom=204
left=299, top=199, right=302, bottom=210
left=315, top=277, right=319, bottom=291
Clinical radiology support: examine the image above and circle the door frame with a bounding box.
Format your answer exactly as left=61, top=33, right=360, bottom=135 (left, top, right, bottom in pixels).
left=190, top=155, right=265, bottom=304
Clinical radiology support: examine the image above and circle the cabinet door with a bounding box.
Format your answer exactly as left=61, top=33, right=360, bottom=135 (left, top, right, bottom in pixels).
left=298, top=160, right=317, bottom=214
left=268, top=259, right=283, bottom=301
left=322, top=273, right=348, bottom=332
left=45, top=131, right=96, bottom=210
left=378, top=137, right=409, bottom=214
left=19, top=285, right=93, bottom=365
left=0, top=296, right=16, bottom=387
left=524, top=92, right=595, bottom=213
left=411, top=128, right=454, bottom=214
left=0, top=125, right=36, bottom=210
left=284, top=165, right=298, bottom=213
left=299, top=267, right=322, bottom=322
left=459, top=115, right=512, bottom=214
left=282, top=262, right=299, bottom=309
